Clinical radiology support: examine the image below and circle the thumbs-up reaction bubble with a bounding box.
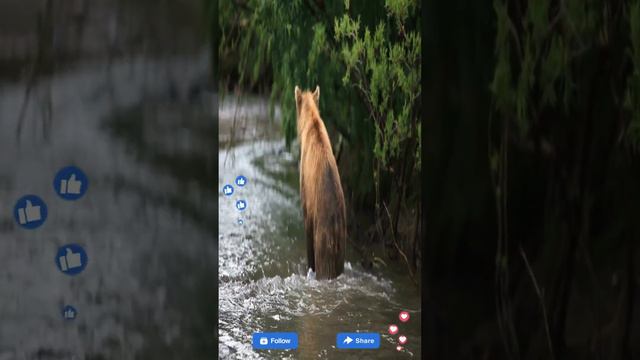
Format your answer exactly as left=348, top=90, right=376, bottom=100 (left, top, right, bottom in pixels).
left=235, top=175, right=247, bottom=187
left=62, top=305, right=77, bottom=320
left=54, top=166, right=88, bottom=200
left=223, top=184, right=234, bottom=196
left=56, top=244, right=88, bottom=275
left=14, top=195, right=48, bottom=229
left=236, top=199, right=247, bottom=211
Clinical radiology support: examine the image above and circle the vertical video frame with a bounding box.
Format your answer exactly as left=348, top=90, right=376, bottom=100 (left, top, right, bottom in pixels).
left=218, top=0, right=422, bottom=358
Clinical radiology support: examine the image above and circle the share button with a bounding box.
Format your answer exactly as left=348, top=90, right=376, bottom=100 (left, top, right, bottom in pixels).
left=336, top=332, right=380, bottom=349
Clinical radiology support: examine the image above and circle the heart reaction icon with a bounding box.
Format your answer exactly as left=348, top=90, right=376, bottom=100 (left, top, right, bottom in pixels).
left=398, top=335, right=408, bottom=345
left=388, top=324, right=398, bottom=335
left=399, top=311, right=410, bottom=322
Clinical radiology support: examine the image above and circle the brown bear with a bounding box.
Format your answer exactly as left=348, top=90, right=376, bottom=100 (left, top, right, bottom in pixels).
left=295, top=85, right=347, bottom=280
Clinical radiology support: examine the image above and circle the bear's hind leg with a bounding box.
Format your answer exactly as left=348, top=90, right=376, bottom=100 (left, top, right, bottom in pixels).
left=314, top=230, right=340, bottom=279
left=305, top=214, right=315, bottom=273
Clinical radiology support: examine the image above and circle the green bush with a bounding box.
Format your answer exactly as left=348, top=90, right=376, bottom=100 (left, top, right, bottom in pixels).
left=220, top=0, right=421, bottom=212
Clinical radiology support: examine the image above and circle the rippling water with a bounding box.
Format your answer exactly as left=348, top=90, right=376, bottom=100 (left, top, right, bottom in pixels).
left=0, top=53, right=216, bottom=359
left=218, top=114, right=422, bottom=359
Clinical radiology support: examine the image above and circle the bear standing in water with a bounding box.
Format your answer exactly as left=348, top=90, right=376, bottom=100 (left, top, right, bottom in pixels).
left=295, top=85, right=346, bottom=279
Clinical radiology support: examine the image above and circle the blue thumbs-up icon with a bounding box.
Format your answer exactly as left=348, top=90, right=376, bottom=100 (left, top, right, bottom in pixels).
left=13, top=195, right=47, bottom=229
left=235, top=175, right=247, bottom=187
left=62, top=305, right=77, bottom=320
left=54, top=166, right=88, bottom=200
left=223, top=184, right=234, bottom=196
left=236, top=200, right=247, bottom=211
left=56, top=244, right=88, bottom=276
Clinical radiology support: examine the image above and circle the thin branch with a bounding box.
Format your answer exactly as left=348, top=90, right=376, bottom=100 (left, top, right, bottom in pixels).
left=520, top=246, right=555, bottom=360
left=382, top=201, right=417, bottom=286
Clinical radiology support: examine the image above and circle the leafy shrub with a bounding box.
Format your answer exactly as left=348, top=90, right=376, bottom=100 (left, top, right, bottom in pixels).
left=220, top=0, right=421, bottom=212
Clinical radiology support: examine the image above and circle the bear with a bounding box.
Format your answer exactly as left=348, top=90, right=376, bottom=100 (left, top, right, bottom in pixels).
left=294, top=85, right=347, bottom=280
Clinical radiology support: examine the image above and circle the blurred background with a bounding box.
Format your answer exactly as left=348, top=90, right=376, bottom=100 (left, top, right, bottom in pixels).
left=0, top=0, right=216, bottom=359
left=218, top=0, right=421, bottom=358
left=425, top=0, right=640, bottom=359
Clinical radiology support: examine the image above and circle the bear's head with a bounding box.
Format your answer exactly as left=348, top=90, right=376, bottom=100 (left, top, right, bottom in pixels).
left=294, top=85, right=320, bottom=137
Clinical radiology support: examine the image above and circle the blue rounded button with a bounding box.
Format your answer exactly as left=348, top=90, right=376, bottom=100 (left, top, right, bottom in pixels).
left=253, top=332, right=298, bottom=350
left=336, top=332, right=380, bottom=349
left=53, top=166, right=88, bottom=200
left=13, top=195, right=48, bottom=229
left=235, top=175, right=247, bottom=187
left=236, top=200, right=247, bottom=211
left=222, top=184, right=234, bottom=196
left=55, top=244, right=88, bottom=276
left=62, top=305, right=78, bottom=320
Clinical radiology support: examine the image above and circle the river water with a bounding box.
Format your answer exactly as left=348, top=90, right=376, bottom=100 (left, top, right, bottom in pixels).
left=0, top=52, right=216, bottom=359
left=218, top=96, right=422, bottom=359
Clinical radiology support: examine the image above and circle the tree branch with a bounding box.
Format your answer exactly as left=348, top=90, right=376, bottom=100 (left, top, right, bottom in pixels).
left=520, top=246, right=555, bottom=360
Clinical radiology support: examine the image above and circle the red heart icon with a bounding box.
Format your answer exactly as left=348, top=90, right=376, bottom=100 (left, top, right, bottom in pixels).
left=388, top=324, right=398, bottom=335
left=399, top=311, right=410, bottom=322
left=396, top=345, right=403, bottom=351
left=399, top=335, right=408, bottom=345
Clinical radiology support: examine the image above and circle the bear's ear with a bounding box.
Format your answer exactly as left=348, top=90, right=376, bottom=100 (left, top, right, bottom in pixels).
left=295, top=86, right=301, bottom=102
left=312, top=86, right=320, bottom=105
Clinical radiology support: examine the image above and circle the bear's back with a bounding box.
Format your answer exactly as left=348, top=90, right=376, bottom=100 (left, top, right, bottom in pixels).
left=298, top=97, right=347, bottom=279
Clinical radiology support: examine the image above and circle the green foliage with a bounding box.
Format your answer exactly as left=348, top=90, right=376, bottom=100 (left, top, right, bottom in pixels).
left=220, top=0, right=421, bottom=207
left=491, top=0, right=640, bottom=148
left=335, top=0, right=421, bottom=175
left=490, top=0, right=624, bottom=136
left=625, top=0, right=640, bottom=147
